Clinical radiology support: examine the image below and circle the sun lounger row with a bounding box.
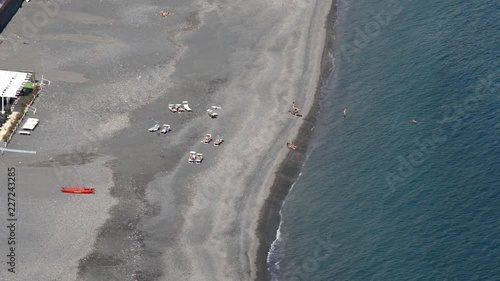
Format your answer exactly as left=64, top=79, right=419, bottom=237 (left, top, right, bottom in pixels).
left=188, top=151, right=203, bottom=164
left=169, top=101, right=192, bottom=113
left=202, top=134, right=212, bottom=143
left=201, top=134, right=223, bottom=146
left=188, top=135, right=223, bottom=166
left=149, top=124, right=171, bottom=133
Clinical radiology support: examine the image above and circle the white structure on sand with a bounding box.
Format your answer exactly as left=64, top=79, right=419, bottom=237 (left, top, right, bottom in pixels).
left=0, top=69, right=33, bottom=114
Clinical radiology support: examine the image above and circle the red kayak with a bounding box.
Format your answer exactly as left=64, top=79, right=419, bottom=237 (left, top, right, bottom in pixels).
left=61, top=186, right=95, bottom=194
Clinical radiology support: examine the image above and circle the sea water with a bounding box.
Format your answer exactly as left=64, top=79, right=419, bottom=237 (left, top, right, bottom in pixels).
left=268, top=0, right=499, bottom=280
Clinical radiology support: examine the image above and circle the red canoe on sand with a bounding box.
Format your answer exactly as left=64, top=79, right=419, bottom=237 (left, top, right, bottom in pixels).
left=61, top=186, right=95, bottom=194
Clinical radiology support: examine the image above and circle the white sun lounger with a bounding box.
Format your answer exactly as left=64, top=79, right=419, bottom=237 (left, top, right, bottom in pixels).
left=182, top=101, right=192, bottom=112
left=202, top=134, right=212, bottom=143
left=149, top=124, right=160, bottom=132
left=168, top=104, right=177, bottom=113
left=176, top=104, right=185, bottom=112
left=161, top=124, right=171, bottom=134
left=195, top=153, right=203, bottom=164
left=214, top=136, right=223, bottom=146
left=188, top=151, right=196, bottom=163
left=207, top=109, right=218, bottom=118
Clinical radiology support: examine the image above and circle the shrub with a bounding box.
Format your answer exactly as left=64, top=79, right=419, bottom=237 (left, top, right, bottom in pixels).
left=1, top=82, right=40, bottom=142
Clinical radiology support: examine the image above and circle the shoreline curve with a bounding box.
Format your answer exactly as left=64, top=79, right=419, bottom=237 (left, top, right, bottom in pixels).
left=254, top=0, right=338, bottom=280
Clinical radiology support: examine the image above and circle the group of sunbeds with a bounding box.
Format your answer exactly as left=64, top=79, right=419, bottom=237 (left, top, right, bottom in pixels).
left=169, top=101, right=192, bottom=113
left=172, top=104, right=224, bottom=164
left=188, top=151, right=204, bottom=164
left=149, top=123, right=171, bottom=134
left=188, top=134, right=223, bottom=164
left=201, top=134, right=223, bottom=146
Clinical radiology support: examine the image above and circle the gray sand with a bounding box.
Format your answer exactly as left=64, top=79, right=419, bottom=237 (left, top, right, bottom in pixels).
left=0, top=0, right=332, bottom=280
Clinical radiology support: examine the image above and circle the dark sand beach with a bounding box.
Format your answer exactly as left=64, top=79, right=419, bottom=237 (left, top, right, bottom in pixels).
left=0, top=0, right=333, bottom=280
left=255, top=2, right=338, bottom=279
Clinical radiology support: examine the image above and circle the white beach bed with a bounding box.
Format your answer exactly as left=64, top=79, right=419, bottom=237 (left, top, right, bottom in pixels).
left=22, top=118, right=39, bottom=131
left=182, top=101, right=192, bottom=112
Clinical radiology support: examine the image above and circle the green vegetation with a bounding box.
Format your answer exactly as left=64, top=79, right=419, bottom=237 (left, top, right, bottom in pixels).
left=1, top=83, right=40, bottom=142
left=20, top=84, right=39, bottom=111
left=22, top=81, right=34, bottom=95
left=2, top=114, right=20, bottom=142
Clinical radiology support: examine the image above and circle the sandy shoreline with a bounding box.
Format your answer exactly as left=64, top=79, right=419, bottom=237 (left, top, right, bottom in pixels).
left=255, top=1, right=338, bottom=278
left=0, top=0, right=333, bottom=280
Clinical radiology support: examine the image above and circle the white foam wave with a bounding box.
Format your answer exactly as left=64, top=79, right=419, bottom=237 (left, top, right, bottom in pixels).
left=267, top=174, right=303, bottom=280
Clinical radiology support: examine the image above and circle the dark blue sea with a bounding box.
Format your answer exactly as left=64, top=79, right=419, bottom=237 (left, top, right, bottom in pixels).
left=268, top=0, right=500, bottom=280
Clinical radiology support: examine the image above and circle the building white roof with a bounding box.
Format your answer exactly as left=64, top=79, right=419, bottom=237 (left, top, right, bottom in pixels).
left=0, top=70, right=31, bottom=98
left=22, top=118, right=39, bottom=130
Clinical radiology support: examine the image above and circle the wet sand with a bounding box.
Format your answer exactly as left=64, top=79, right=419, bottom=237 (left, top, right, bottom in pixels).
left=255, top=2, right=338, bottom=279
left=0, top=0, right=333, bottom=280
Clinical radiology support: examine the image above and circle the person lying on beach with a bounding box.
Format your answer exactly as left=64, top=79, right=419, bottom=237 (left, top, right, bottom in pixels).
left=289, top=102, right=302, bottom=117
left=159, top=11, right=172, bottom=17
left=286, top=142, right=297, bottom=150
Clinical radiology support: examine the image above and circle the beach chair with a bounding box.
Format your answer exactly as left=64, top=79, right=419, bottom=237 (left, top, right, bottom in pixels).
left=207, top=109, right=218, bottom=118
left=161, top=124, right=171, bottom=134
left=202, top=134, right=212, bottom=144
left=195, top=153, right=203, bottom=164
left=176, top=104, right=185, bottom=112
left=188, top=151, right=196, bottom=163
left=168, top=104, right=177, bottom=113
left=214, top=136, right=223, bottom=146
left=149, top=124, right=160, bottom=132
left=182, top=101, right=192, bottom=112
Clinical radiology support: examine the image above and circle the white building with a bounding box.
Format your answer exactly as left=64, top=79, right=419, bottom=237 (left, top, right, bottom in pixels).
left=0, top=69, right=33, bottom=114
